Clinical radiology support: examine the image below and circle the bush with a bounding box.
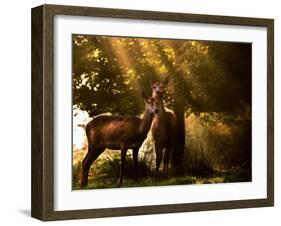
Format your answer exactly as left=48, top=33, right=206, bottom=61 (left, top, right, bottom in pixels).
left=184, top=113, right=251, bottom=177
left=72, top=150, right=156, bottom=189
left=98, top=153, right=154, bottom=180
left=72, top=111, right=252, bottom=189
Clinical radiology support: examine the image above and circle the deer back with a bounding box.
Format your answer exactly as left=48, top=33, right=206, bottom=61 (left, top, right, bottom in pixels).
left=86, top=115, right=147, bottom=149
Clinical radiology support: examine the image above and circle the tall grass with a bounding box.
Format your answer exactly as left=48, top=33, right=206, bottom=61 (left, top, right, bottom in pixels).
left=184, top=113, right=251, bottom=179
left=72, top=149, right=157, bottom=189
left=72, top=112, right=251, bottom=189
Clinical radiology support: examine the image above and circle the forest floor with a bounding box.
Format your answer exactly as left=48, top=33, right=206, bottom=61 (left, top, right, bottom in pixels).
left=72, top=149, right=251, bottom=190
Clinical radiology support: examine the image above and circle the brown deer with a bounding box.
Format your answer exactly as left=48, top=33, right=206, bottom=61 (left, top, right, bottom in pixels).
left=80, top=92, right=159, bottom=188
left=151, top=79, right=177, bottom=176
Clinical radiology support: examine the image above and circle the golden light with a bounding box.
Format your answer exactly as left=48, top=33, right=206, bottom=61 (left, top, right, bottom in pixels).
left=73, top=108, right=92, bottom=151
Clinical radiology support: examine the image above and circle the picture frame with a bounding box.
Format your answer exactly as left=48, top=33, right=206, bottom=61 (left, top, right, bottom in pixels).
left=31, top=4, right=274, bottom=221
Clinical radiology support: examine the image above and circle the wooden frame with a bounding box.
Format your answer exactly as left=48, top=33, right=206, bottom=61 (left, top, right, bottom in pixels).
left=31, top=4, right=274, bottom=221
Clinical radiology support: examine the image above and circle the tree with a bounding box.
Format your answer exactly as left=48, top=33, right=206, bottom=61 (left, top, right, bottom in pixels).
left=72, top=35, right=252, bottom=175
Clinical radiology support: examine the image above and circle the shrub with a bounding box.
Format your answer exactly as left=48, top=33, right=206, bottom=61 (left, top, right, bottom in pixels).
left=184, top=113, right=251, bottom=177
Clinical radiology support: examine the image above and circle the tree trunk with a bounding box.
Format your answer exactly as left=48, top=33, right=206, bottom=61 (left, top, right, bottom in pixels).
left=171, top=82, right=185, bottom=175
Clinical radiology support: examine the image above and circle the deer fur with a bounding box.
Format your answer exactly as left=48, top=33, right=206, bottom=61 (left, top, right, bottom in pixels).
left=80, top=93, right=159, bottom=188
left=151, top=79, right=177, bottom=175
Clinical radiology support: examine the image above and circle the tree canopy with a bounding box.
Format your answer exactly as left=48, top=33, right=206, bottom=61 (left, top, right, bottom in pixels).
left=72, top=35, right=251, bottom=118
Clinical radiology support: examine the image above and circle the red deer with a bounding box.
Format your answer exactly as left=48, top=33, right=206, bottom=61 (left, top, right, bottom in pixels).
left=151, top=79, right=177, bottom=176
left=80, top=92, right=159, bottom=188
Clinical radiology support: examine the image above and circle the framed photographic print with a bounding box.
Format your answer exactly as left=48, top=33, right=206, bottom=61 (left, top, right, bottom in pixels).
left=31, top=4, right=274, bottom=221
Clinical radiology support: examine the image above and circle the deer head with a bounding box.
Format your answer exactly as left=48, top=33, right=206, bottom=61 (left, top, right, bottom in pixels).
left=142, top=91, right=159, bottom=114
left=151, top=75, right=169, bottom=99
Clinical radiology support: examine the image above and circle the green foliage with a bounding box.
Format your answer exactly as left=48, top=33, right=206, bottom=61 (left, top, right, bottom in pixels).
left=98, top=153, right=153, bottom=180
left=72, top=35, right=252, bottom=187
left=72, top=112, right=251, bottom=189
left=184, top=113, right=251, bottom=178
left=72, top=35, right=251, bottom=116
left=72, top=161, right=82, bottom=187
left=72, top=153, right=249, bottom=189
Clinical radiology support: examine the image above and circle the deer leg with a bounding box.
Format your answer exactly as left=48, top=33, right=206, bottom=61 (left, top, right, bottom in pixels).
left=119, top=147, right=128, bottom=186
left=155, top=145, right=163, bottom=176
left=164, top=145, right=172, bottom=177
left=133, top=148, right=139, bottom=182
left=81, top=146, right=103, bottom=188
left=81, top=147, right=93, bottom=188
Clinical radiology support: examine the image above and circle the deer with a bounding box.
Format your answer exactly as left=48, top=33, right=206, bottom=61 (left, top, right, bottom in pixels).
left=80, top=92, right=159, bottom=188
left=151, top=78, right=177, bottom=176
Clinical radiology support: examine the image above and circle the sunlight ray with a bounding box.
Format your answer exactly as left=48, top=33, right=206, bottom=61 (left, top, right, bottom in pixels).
left=106, top=37, right=143, bottom=98
left=135, top=38, right=168, bottom=82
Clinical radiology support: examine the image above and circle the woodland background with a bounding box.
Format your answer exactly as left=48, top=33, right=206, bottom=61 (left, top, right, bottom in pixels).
left=72, top=35, right=252, bottom=189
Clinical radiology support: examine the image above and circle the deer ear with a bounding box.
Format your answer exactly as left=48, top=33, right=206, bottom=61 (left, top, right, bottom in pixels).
left=163, top=75, right=169, bottom=85
left=141, top=91, right=149, bottom=101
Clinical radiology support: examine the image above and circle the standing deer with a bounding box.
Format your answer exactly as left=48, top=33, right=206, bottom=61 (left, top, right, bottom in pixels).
left=80, top=92, right=159, bottom=188
left=151, top=79, right=177, bottom=176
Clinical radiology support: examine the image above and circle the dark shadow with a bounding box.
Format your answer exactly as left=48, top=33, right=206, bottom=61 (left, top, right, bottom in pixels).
left=18, top=209, right=30, bottom=217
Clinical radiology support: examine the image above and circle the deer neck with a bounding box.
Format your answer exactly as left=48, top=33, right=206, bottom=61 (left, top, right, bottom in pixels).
left=139, top=106, right=154, bottom=136
left=154, top=100, right=166, bottom=123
